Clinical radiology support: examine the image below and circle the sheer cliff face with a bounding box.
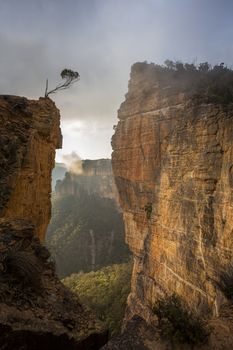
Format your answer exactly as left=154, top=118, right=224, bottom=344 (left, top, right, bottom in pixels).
left=0, top=95, right=62, bottom=240
left=112, top=63, right=233, bottom=321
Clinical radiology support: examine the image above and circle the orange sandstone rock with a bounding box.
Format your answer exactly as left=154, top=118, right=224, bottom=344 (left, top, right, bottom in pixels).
left=112, top=63, right=233, bottom=324
left=0, top=95, right=62, bottom=240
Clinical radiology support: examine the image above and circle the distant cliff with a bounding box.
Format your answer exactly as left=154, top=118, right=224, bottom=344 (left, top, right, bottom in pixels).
left=111, top=63, right=233, bottom=348
left=47, top=159, right=129, bottom=278
left=55, top=159, right=119, bottom=202
left=0, top=96, right=107, bottom=349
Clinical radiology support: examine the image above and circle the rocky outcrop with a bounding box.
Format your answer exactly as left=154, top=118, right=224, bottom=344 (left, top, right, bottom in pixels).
left=55, top=159, right=119, bottom=203
left=0, top=219, right=107, bottom=349
left=112, top=63, right=233, bottom=329
left=0, top=95, right=62, bottom=241
left=0, top=95, right=107, bottom=349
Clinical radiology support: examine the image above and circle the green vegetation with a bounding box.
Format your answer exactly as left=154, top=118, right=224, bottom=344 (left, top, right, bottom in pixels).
left=133, top=60, right=233, bottom=105
left=144, top=202, right=152, bottom=220
left=153, top=294, right=210, bottom=346
left=217, top=263, right=233, bottom=301
left=46, top=190, right=130, bottom=278
left=63, top=262, right=132, bottom=336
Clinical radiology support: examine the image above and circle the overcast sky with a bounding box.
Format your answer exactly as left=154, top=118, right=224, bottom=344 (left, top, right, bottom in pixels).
left=1, top=0, right=233, bottom=160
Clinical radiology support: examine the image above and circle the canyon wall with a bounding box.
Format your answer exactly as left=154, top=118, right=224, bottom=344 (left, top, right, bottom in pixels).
left=0, top=95, right=62, bottom=240
left=112, top=63, right=233, bottom=322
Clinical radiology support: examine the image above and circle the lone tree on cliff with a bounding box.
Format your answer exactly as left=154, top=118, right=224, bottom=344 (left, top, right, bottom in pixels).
left=44, top=69, right=80, bottom=97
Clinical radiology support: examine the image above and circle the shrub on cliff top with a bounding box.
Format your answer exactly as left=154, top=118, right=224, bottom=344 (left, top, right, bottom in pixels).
left=133, top=60, right=233, bottom=105
left=153, top=294, right=210, bottom=346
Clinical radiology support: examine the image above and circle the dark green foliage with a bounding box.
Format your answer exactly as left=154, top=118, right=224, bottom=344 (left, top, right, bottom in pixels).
left=217, top=263, right=233, bottom=301
left=60, top=69, right=79, bottom=80
left=45, top=68, right=79, bottom=97
left=153, top=294, right=210, bottom=345
left=63, top=262, right=132, bottom=337
left=144, top=202, right=152, bottom=220
left=134, top=60, right=233, bottom=105
left=46, top=191, right=130, bottom=278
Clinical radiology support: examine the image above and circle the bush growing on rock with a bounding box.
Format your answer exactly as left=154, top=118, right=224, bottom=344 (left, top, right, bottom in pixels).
left=144, top=202, right=152, bottom=220
left=217, top=263, right=233, bottom=301
left=153, top=294, right=210, bottom=346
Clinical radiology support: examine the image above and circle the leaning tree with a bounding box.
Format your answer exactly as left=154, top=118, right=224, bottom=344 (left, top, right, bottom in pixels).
left=44, top=69, right=80, bottom=97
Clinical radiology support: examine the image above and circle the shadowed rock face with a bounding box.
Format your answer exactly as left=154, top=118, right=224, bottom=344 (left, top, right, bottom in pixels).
left=112, top=63, right=233, bottom=323
left=0, top=219, right=108, bottom=350
left=0, top=95, right=62, bottom=241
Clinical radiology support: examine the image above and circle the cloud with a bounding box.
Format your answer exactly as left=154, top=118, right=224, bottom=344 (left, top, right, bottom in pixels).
left=61, top=151, right=83, bottom=174
left=1, top=0, right=233, bottom=158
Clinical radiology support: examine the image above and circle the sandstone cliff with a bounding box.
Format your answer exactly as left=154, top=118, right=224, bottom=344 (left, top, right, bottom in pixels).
left=0, top=95, right=62, bottom=240
left=111, top=63, right=233, bottom=347
left=0, top=95, right=107, bottom=349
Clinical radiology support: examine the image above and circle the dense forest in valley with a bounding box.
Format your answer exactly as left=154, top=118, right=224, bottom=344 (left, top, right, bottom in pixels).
left=63, top=262, right=132, bottom=336
left=46, top=189, right=130, bottom=278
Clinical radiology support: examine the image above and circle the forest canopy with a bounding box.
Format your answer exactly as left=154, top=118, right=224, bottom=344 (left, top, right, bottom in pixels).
left=62, top=262, right=132, bottom=337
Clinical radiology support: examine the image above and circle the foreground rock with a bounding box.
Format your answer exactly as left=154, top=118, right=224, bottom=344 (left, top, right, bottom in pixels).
left=102, top=309, right=233, bottom=350
left=0, top=219, right=108, bottom=349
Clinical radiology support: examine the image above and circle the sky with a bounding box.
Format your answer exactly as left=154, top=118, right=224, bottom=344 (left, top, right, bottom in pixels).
left=1, top=0, right=233, bottom=161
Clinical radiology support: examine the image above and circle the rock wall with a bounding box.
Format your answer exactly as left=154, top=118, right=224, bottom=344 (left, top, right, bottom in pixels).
left=112, top=63, right=233, bottom=322
left=0, top=95, right=62, bottom=240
